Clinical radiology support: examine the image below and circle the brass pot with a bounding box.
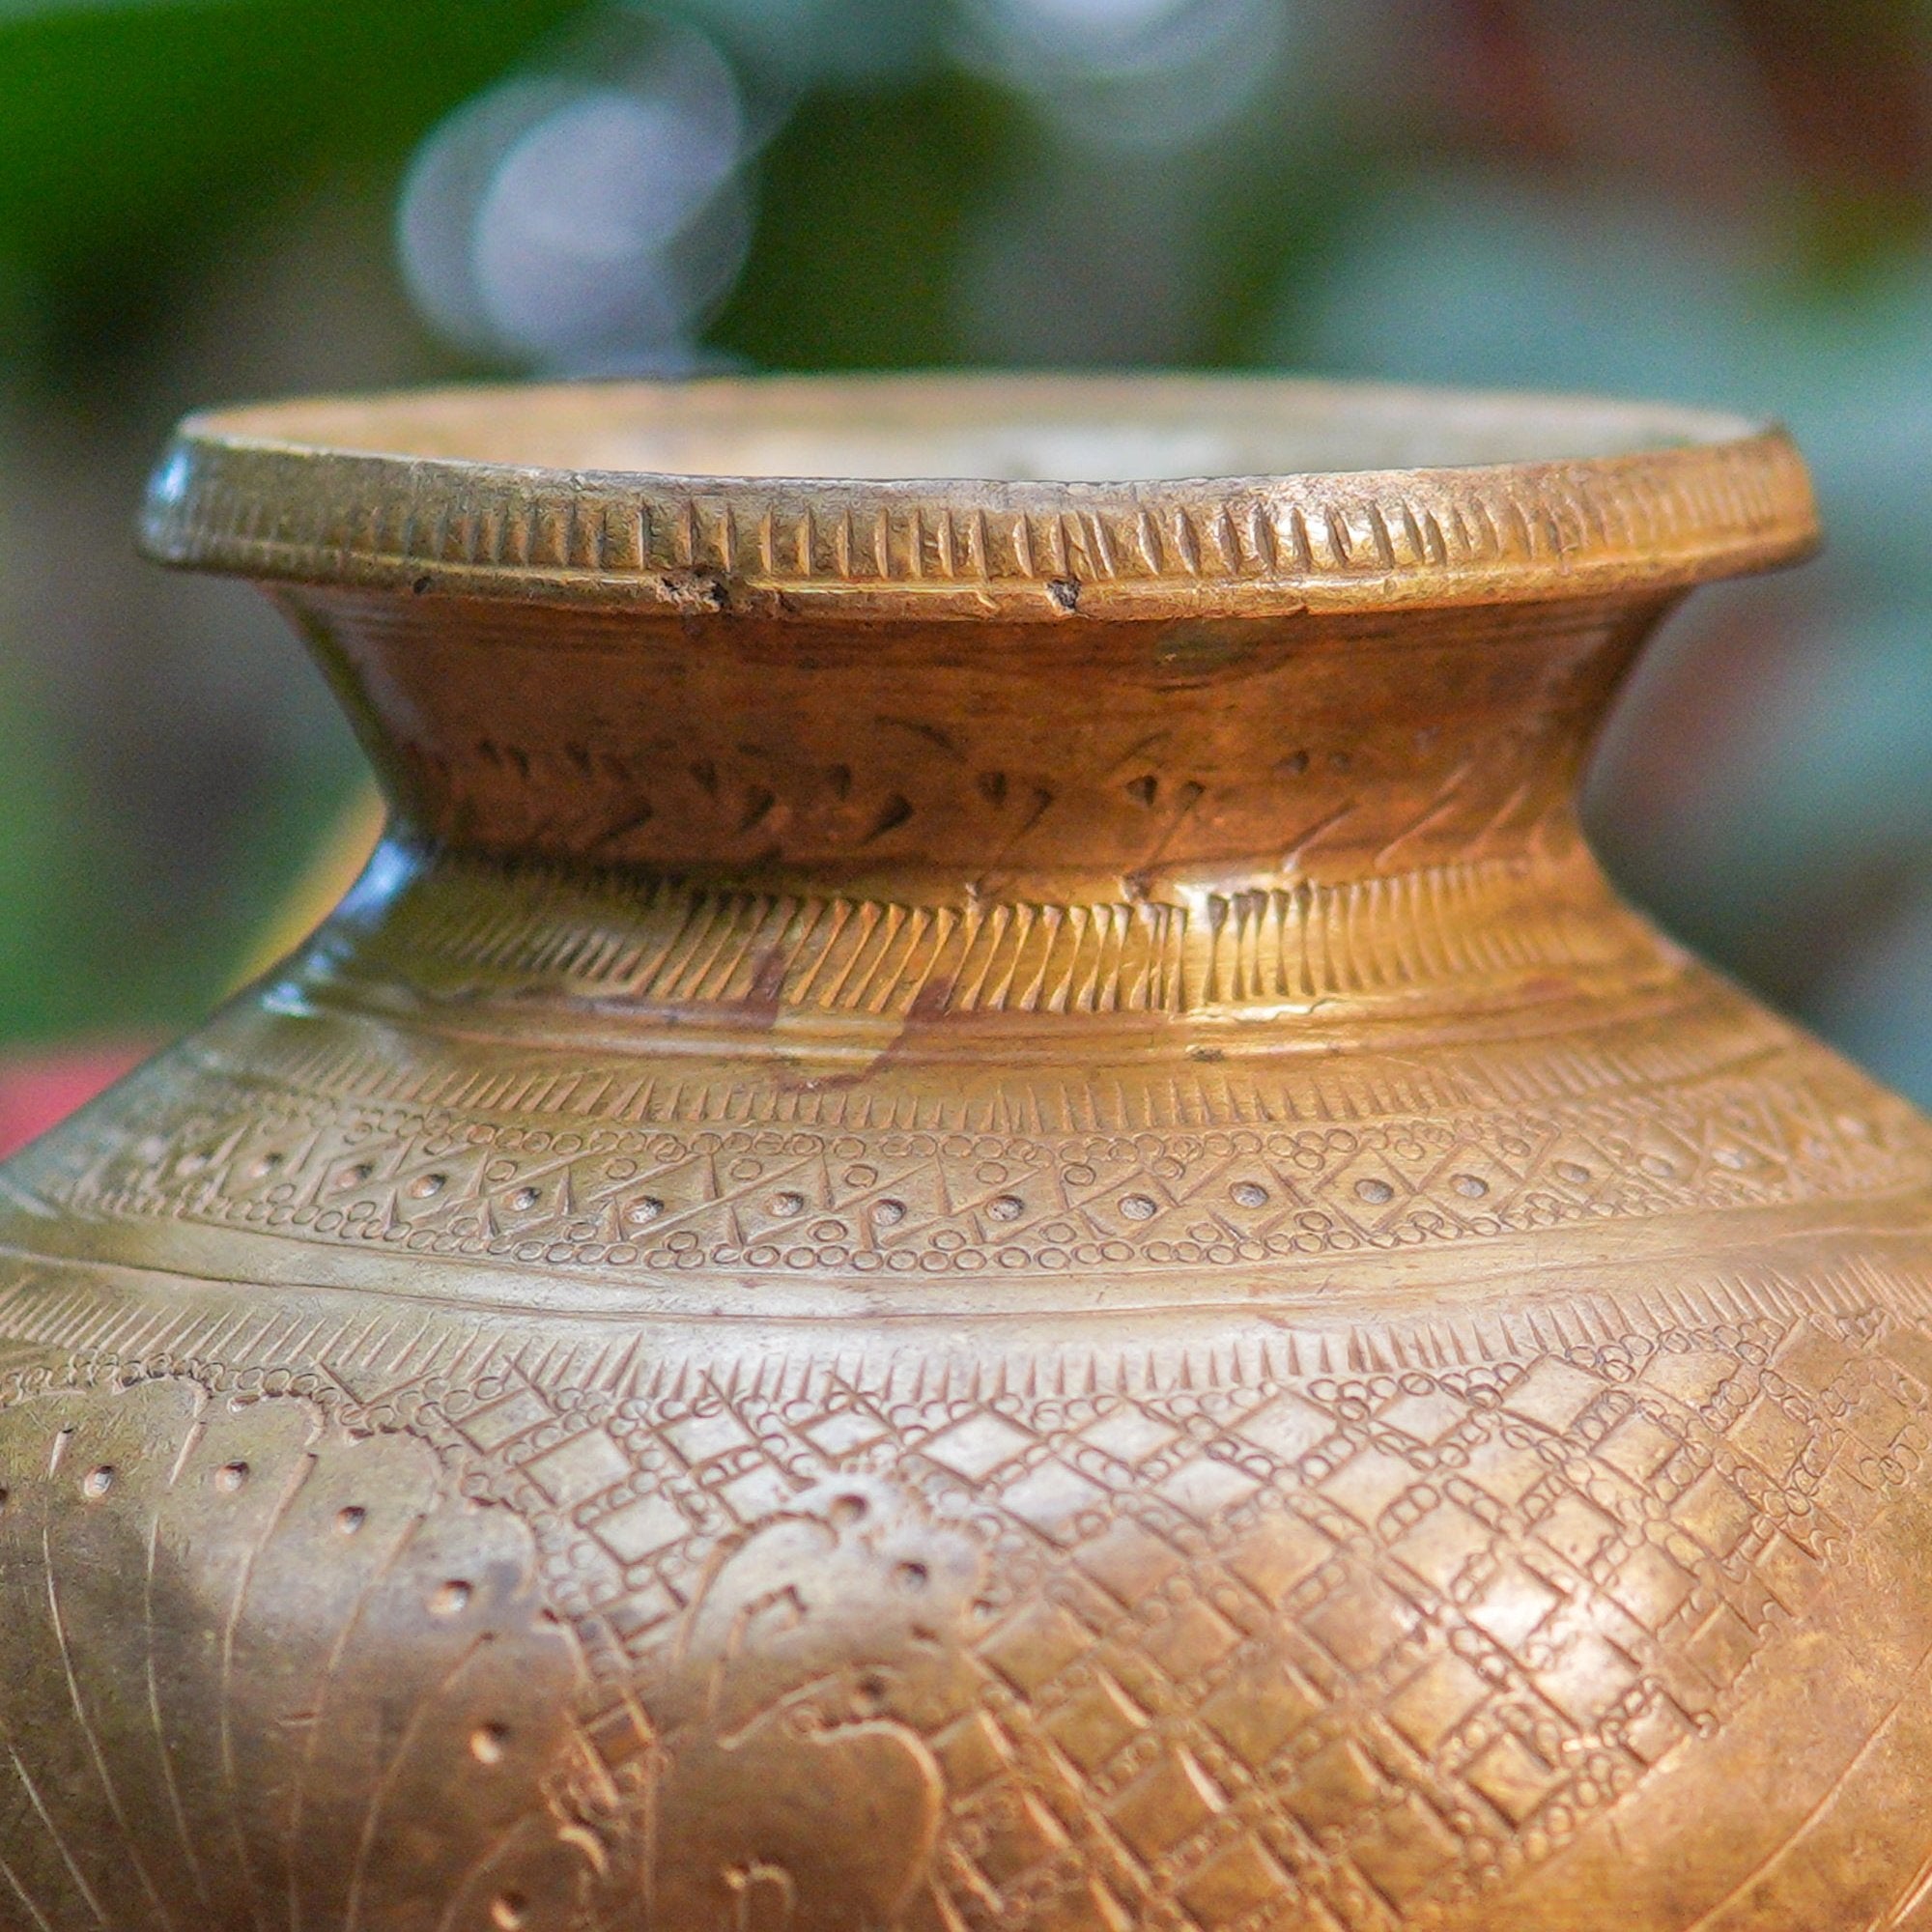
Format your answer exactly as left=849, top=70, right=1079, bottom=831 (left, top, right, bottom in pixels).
left=0, top=375, right=1921, bottom=1932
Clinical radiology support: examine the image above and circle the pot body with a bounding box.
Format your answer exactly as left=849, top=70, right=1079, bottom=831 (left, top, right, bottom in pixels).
left=1, top=378, right=1926, bottom=1932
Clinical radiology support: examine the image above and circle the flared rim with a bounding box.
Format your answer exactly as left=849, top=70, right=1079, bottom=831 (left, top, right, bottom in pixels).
left=138, top=372, right=1818, bottom=618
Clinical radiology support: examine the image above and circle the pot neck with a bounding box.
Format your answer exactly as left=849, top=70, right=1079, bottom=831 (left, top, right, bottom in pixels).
left=279, top=586, right=1684, bottom=1027
left=286, top=587, right=1669, bottom=899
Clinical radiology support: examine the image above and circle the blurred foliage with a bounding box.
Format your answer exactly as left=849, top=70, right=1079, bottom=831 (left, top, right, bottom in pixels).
left=0, top=0, right=582, bottom=333
left=712, top=79, right=1018, bottom=369
left=0, top=0, right=585, bottom=1038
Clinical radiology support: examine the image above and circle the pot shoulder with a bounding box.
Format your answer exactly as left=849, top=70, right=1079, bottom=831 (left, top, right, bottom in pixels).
left=2, top=993, right=1932, bottom=1930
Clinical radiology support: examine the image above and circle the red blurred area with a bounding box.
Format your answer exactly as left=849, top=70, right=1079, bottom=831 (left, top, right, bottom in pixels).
left=0, top=1046, right=146, bottom=1157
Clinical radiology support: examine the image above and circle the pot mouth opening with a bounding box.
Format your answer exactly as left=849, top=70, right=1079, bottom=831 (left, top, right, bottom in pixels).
left=141, top=371, right=1817, bottom=617
left=172, top=371, right=1764, bottom=487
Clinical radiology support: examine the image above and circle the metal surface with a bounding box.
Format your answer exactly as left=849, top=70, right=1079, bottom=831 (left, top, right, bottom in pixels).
left=3, top=374, right=1924, bottom=1931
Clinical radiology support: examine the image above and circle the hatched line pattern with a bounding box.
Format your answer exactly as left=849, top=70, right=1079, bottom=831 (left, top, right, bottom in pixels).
left=143, top=429, right=1812, bottom=614
left=331, top=855, right=1651, bottom=1019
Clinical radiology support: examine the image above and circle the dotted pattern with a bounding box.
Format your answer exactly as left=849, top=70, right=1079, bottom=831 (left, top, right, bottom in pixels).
left=40, top=1048, right=1925, bottom=1279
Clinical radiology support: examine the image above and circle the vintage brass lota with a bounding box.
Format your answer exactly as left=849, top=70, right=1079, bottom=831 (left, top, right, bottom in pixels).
left=0, top=375, right=1925, bottom=1932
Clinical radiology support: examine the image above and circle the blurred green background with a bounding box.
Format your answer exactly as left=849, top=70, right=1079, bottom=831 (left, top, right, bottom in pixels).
left=2, top=0, right=1931, bottom=1104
